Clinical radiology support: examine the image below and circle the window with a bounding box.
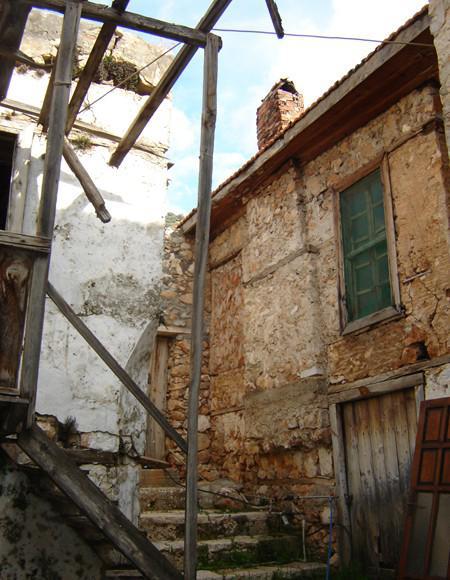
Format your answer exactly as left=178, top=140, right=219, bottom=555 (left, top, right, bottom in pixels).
left=338, top=160, right=401, bottom=333
left=0, top=131, right=16, bottom=230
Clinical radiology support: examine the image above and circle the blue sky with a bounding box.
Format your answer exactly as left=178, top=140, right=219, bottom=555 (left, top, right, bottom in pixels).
left=95, top=0, right=426, bottom=214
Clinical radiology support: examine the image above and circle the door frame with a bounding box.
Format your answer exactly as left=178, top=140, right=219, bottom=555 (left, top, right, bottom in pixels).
left=329, top=372, right=424, bottom=565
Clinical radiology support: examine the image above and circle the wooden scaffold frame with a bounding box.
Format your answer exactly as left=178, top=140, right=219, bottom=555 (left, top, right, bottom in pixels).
left=0, top=1, right=285, bottom=577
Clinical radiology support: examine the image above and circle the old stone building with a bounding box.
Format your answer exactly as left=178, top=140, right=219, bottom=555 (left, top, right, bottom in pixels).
left=0, top=9, right=173, bottom=577
left=160, top=4, right=450, bottom=574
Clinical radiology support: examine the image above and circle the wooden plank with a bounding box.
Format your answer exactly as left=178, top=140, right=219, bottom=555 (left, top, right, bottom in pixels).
left=0, top=246, right=33, bottom=390
left=378, top=391, right=404, bottom=566
left=146, top=336, right=169, bottom=460
left=184, top=33, right=220, bottom=580
left=392, top=390, right=415, bottom=494
left=264, top=0, right=284, bottom=39
left=47, top=282, right=187, bottom=454
left=328, top=373, right=424, bottom=404
left=38, top=59, right=56, bottom=131
left=0, top=231, right=51, bottom=253
left=26, top=0, right=208, bottom=46
left=342, top=402, right=364, bottom=563
left=7, top=125, right=34, bottom=233
left=2, top=97, right=163, bottom=155
left=17, top=424, right=183, bottom=580
left=405, top=388, right=419, bottom=455
left=156, top=325, right=191, bottom=337
left=0, top=0, right=31, bottom=100
left=0, top=394, right=29, bottom=404
left=354, top=399, right=379, bottom=568
left=65, top=0, right=129, bottom=132
left=367, top=397, right=390, bottom=568
left=63, top=138, right=111, bottom=222
left=22, top=1, right=82, bottom=428
left=329, top=404, right=352, bottom=564
left=329, top=356, right=450, bottom=395
left=109, top=0, right=232, bottom=167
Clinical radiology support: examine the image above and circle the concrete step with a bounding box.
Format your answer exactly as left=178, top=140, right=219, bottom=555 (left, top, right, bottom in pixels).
left=154, top=534, right=302, bottom=570
left=104, top=562, right=326, bottom=579
left=140, top=510, right=279, bottom=542
left=140, top=485, right=186, bottom=511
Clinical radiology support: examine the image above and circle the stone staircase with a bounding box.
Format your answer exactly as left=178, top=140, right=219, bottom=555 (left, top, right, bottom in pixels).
left=2, top=437, right=326, bottom=579
left=107, top=468, right=327, bottom=579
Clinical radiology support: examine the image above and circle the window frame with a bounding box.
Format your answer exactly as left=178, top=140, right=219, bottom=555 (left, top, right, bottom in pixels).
left=334, top=155, right=402, bottom=335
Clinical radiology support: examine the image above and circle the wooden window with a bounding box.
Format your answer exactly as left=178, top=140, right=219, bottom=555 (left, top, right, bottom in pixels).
left=337, top=157, right=401, bottom=334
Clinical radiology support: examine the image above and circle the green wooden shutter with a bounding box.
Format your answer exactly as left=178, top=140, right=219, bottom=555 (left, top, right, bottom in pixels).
left=340, top=169, right=392, bottom=322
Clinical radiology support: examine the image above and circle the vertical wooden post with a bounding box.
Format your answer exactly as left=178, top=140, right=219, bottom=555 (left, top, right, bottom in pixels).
left=184, top=33, right=220, bottom=580
left=22, top=0, right=82, bottom=425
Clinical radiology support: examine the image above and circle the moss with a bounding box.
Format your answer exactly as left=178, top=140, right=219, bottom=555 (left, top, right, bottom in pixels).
left=71, top=134, right=93, bottom=151
left=94, top=54, right=139, bottom=91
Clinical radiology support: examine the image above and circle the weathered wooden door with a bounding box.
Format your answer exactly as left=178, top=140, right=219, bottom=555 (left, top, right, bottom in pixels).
left=398, top=396, right=450, bottom=579
left=342, top=389, right=419, bottom=572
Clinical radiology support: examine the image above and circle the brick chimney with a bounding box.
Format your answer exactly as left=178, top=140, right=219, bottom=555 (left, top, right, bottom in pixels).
left=256, top=79, right=304, bottom=150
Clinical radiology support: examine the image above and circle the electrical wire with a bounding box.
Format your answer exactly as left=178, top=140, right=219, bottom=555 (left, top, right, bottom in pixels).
left=78, top=41, right=182, bottom=115
left=213, top=27, right=434, bottom=47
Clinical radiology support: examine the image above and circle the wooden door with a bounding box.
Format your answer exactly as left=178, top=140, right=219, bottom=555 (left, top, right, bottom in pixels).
left=398, top=396, right=450, bottom=579
left=146, top=336, right=170, bottom=459
left=342, top=389, right=419, bottom=572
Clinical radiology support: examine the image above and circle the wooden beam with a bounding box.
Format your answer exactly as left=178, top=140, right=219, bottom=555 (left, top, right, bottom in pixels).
left=63, top=138, right=111, bottom=222
left=25, top=0, right=208, bottom=46
left=264, top=0, right=284, bottom=39
left=329, top=404, right=352, bottom=564
left=47, top=283, right=187, bottom=454
left=38, top=60, right=56, bottom=131
left=0, top=0, right=31, bottom=100
left=109, top=0, right=232, bottom=167
left=184, top=33, right=220, bottom=580
left=18, top=424, right=183, bottom=580
left=328, top=373, right=424, bottom=405
left=21, top=0, right=82, bottom=429
left=65, top=0, right=129, bottom=132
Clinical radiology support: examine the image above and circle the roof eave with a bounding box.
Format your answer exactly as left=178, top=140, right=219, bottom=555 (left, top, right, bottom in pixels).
left=181, top=7, right=437, bottom=236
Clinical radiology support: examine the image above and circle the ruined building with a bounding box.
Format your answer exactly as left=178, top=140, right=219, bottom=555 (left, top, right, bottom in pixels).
left=0, top=1, right=449, bottom=579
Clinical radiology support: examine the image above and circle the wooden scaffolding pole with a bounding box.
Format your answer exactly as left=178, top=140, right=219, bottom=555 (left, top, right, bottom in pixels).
left=22, top=0, right=82, bottom=425
left=184, top=33, right=220, bottom=580
left=109, top=0, right=232, bottom=168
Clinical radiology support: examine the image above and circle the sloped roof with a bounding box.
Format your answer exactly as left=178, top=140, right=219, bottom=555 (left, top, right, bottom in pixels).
left=180, top=5, right=437, bottom=235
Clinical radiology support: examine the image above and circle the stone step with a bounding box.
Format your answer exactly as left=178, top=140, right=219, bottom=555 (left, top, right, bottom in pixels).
left=139, top=468, right=180, bottom=488
left=154, top=534, right=302, bottom=570
left=140, top=510, right=279, bottom=542
left=140, top=485, right=186, bottom=511
left=104, top=562, right=326, bottom=579
left=197, top=562, right=327, bottom=579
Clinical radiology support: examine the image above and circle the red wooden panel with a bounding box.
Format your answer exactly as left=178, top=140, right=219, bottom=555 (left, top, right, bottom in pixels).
left=399, top=397, right=450, bottom=580
left=424, top=407, right=443, bottom=442
left=419, top=449, right=438, bottom=484
left=446, top=413, right=450, bottom=441
left=441, top=450, right=450, bottom=485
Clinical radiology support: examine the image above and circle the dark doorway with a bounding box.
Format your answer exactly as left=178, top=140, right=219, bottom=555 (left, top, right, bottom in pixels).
left=0, top=131, right=16, bottom=230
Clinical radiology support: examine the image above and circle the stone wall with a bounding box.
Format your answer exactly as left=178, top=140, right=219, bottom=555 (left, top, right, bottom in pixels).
left=162, top=224, right=212, bottom=479
left=163, top=82, right=450, bottom=558
left=430, top=0, right=450, bottom=155
left=0, top=458, right=103, bottom=579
